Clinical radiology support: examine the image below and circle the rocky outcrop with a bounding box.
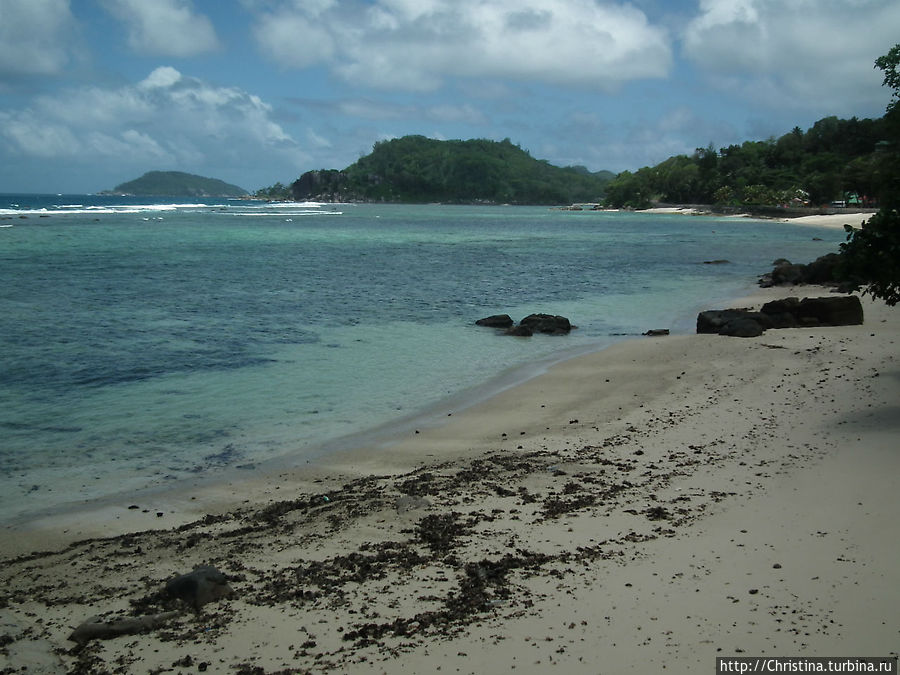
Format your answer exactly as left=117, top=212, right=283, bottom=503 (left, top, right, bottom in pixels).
left=291, top=169, right=351, bottom=202
left=476, top=313, right=574, bottom=337
left=519, top=314, right=572, bottom=334
left=475, top=314, right=514, bottom=328
left=697, top=296, right=863, bottom=337
left=759, top=253, right=843, bottom=287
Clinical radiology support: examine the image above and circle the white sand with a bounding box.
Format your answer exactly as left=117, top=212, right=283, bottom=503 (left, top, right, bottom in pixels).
left=780, top=213, right=872, bottom=229
left=2, top=287, right=898, bottom=674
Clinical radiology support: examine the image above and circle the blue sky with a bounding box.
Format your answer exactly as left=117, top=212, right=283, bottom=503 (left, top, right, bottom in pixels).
left=1, top=0, right=899, bottom=194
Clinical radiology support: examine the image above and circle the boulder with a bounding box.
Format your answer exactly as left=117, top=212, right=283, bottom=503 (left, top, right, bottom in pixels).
left=505, top=324, right=534, bottom=337
left=165, top=566, right=233, bottom=610
left=519, top=313, right=572, bottom=334
left=759, top=253, right=843, bottom=287
left=643, top=329, right=670, bottom=336
left=475, top=314, right=514, bottom=328
left=697, top=309, right=772, bottom=334
left=802, top=253, right=841, bottom=284
left=795, top=295, right=863, bottom=326
left=760, top=297, right=801, bottom=328
left=719, top=317, right=765, bottom=337
left=770, top=262, right=808, bottom=285
left=699, top=295, right=863, bottom=337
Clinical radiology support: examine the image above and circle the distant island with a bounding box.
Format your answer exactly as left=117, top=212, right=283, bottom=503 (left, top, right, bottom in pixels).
left=102, top=171, right=247, bottom=198
left=257, top=136, right=613, bottom=205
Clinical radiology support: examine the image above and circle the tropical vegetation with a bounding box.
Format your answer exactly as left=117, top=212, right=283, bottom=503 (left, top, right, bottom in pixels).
left=286, top=136, right=614, bottom=205
left=603, top=115, right=894, bottom=210
left=839, top=44, right=900, bottom=305
left=107, top=171, right=247, bottom=197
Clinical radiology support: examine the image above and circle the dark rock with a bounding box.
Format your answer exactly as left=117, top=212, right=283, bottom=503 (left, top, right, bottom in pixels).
left=165, top=566, right=233, bottom=610
left=795, top=296, right=863, bottom=326
left=699, top=295, right=863, bottom=337
left=760, top=297, right=801, bottom=328
left=643, top=329, right=670, bottom=336
left=703, top=259, right=731, bottom=265
left=519, top=314, right=572, bottom=334
left=803, top=253, right=841, bottom=284
left=697, top=309, right=771, bottom=334
left=475, top=314, right=514, bottom=328
left=505, top=324, right=534, bottom=337
left=719, top=318, right=765, bottom=338
left=771, top=262, right=808, bottom=285
left=760, top=253, right=843, bottom=287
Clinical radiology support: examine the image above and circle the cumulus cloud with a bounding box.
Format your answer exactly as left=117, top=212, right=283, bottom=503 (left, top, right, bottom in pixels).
left=682, top=0, right=900, bottom=113
left=101, top=0, right=220, bottom=57
left=249, top=0, right=673, bottom=91
left=0, top=67, right=299, bottom=178
left=288, top=95, right=490, bottom=128
left=0, top=0, right=80, bottom=80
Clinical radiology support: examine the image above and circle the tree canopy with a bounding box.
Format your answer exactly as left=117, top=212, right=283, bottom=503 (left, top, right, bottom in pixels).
left=108, top=171, right=247, bottom=197
left=285, top=136, right=613, bottom=205
left=603, top=116, right=891, bottom=209
left=838, top=43, right=900, bottom=305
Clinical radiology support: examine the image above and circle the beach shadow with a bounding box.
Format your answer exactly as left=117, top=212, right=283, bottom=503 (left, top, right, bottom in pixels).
left=829, top=369, right=900, bottom=437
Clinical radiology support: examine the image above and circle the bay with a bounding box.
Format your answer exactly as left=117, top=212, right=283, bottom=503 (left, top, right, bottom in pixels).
left=0, top=197, right=843, bottom=522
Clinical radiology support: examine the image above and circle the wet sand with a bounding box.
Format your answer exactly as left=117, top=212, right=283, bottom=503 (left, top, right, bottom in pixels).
left=1, top=286, right=898, bottom=673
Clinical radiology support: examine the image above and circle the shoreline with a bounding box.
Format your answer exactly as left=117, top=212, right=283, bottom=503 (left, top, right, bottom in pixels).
left=638, top=206, right=873, bottom=230
left=2, top=284, right=898, bottom=672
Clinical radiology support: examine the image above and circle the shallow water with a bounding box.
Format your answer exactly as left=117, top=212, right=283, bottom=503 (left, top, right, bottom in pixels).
left=0, top=197, right=843, bottom=521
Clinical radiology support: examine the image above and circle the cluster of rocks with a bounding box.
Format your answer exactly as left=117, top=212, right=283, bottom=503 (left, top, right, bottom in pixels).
left=476, top=313, right=574, bottom=336
left=758, top=253, right=849, bottom=288
left=697, top=295, right=864, bottom=338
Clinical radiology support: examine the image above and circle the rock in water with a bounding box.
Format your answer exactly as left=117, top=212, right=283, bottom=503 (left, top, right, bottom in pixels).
left=475, top=314, right=514, bottom=328
left=519, top=314, right=572, bottom=334
left=165, top=566, right=233, bottom=610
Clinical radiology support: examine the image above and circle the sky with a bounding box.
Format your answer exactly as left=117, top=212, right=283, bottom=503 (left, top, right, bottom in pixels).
left=1, top=0, right=899, bottom=194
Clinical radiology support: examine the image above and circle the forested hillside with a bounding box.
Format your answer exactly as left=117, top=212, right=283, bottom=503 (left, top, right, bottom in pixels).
left=108, top=171, right=247, bottom=197
left=604, top=115, right=897, bottom=209
left=287, top=136, right=614, bottom=205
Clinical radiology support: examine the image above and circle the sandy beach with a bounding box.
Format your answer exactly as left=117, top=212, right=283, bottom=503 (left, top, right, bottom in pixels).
left=2, top=284, right=898, bottom=674
left=641, top=206, right=874, bottom=230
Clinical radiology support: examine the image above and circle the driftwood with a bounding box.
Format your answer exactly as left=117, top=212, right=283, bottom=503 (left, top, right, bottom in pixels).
left=68, top=611, right=180, bottom=645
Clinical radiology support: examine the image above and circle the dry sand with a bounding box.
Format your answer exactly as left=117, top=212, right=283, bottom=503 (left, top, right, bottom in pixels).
left=779, top=213, right=872, bottom=229
left=641, top=207, right=874, bottom=230
left=1, top=286, right=898, bottom=674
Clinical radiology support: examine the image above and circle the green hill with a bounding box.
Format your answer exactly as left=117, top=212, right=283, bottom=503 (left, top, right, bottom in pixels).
left=288, top=136, right=613, bottom=205
left=107, top=171, right=247, bottom=197
left=603, top=114, right=895, bottom=209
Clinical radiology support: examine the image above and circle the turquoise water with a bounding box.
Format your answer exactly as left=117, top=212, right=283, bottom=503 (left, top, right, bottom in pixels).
left=0, top=197, right=844, bottom=521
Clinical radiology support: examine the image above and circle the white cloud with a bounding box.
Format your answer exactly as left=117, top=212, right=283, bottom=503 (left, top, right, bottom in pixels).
left=101, top=0, right=219, bottom=57
left=252, top=11, right=335, bottom=68
left=0, top=0, right=80, bottom=79
left=425, top=103, right=487, bottom=125
left=0, top=67, right=300, bottom=179
left=289, top=95, right=491, bottom=128
left=249, top=0, right=673, bottom=91
left=683, top=0, right=900, bottom=113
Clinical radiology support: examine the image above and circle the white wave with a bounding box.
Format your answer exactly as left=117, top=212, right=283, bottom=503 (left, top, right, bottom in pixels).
left=227, top=211, right=342, bottom=217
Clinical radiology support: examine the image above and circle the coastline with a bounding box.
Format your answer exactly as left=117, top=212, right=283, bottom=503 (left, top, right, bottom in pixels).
left=639, top=206, right=872, bottom=230
left=2, top=284, right=897, bottom=673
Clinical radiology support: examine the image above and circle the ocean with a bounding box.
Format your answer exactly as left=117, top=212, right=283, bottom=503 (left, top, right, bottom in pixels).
left=0, top=196, right=845, bottom=523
